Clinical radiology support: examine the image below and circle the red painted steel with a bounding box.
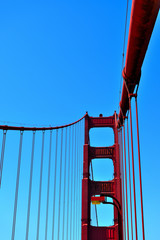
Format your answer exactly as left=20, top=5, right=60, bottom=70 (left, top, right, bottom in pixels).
left=81, top=113, right=123, bottom=240
left=90, top=180, right=115, bottom=196
left=123, top=124, right=129, bottom=240
left=90, top=226, right=115, bottom=240
left=127, top=118, right=134, bottom=240
left=135, top=96, right=145, bottom=240
left=118, top=0, right=160, bottom=127
left=89, top=146, right=114, bottom=159
left=119, top=129, right=126, bottom=240
left=91, top=196, right=105, bottom=204
left=129, top=97, right=138, bottom=240
left=114, top=113, right=123, bottom=240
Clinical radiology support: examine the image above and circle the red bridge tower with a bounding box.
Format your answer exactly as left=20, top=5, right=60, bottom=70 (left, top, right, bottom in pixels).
left=81, top=112, right=123, bottom=240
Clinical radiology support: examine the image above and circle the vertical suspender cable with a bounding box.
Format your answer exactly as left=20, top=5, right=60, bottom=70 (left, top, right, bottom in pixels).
left=66, top=127, right=71, bottom=240
left=57, top=129, right=63, bottom=240
left=123, top=123, right=129, bottom=240
left=73, top=125, right=77, bottom=240
left=81, top=119, right=84, bottom=180
left=52, top=130, right=58, bottom=240
left=127, top=118, right=133, bottom=240
left=90, top=162, right=98, bottom=226
left=80, top=120, right=84, bottom=238
left=78, top=121, right=82, bottom=240
left=36, top=131, right=45, bottom=240
left=80, top=119, right=84, bottom=238
left=45, top=130, right=52, bottom=240
left=129, top=96, right=138, bottom=240
left=62, top=127, right=68, bottom=240
left=76, top=124, right=78, bottom=240
left=70, top=125, right=74, bottom=240
left=25, top=131, right=36, bottom=240
left=11, top=130, right=23, bottom=240
left=120, top=128, right=126, bottom=240
left=135, top=96, right=145, bottom=240
left=76, top=124, right=79, bottom=240
left=77, top=123, right=80, bottom=240
left=0, top=130, right=7, bottom=187
left=76, top=123, right=80, bottom=240
left=77, top=122, right=82, bottom=240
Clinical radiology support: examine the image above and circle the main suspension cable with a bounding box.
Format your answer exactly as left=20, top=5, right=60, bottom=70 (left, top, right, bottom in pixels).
left=0, top=113, right=87, bottom=131
left=119, top=0, right=130, bottom=107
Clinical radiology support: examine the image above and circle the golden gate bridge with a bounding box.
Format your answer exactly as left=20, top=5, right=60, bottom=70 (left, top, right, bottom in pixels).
left=0, top=0, right=159, bottom=239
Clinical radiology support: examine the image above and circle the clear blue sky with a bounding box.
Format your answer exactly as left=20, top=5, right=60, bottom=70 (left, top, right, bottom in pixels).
left=0, top=1, right=159, bottom=240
